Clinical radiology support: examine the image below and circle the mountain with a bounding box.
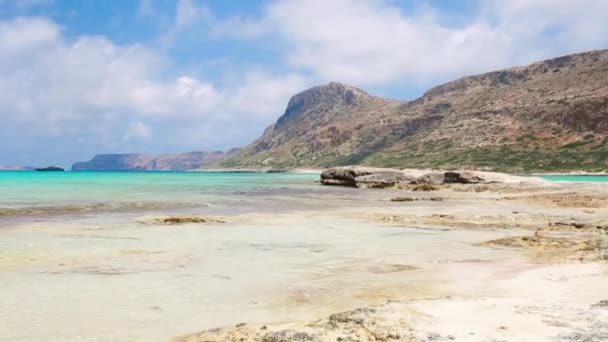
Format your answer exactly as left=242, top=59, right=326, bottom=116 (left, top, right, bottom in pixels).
left=72, top=150, right=238, bottom=171
left=219, top=50, right=608, bottom=172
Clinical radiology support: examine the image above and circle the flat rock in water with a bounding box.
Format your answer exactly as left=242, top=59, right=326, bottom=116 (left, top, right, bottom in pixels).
left=414, top=172, right=445, bottom=185
left=320, top=167, right=403, bottom=187
left=142, top=216, right=226, bottom=225
left=355, top=172, right=413, bottom=188
left=320, top=167, right=534, bottom=188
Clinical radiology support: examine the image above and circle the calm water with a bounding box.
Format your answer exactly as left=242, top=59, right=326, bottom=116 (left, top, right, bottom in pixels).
left=0, top=171, right=318, bottom=207
left=0, top=171, right=595, bottom=341
left=0, top=171, right=325, bottom=221
left=539, top=175, right=608, bottom=182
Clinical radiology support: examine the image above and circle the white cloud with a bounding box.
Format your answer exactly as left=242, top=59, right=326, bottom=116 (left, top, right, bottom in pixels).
left=175, top=0, right=211, bottom=29
left=0, top=15, right=308, bottom=165
left=3, top=0, right=608, bottom=165
left=226, top=71, right=308, bottom=118
left=212, top=0, right=608, bottom=86
left=124, top=121, right=152, bottom=142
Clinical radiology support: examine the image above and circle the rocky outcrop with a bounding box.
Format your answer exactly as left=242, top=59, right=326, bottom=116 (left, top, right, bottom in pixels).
left=72, top=150, right=239, bottom=171
left=180, top=306, right=414, bottom=342
left=480, top=234, right=608, bottom=262
left=140, top=216, right=226, bottom=225
left=220, top=49, right=608, bottom=172
left=320, top=167, right=413, bottom=188
left=320, top=167, right=517, bottom=188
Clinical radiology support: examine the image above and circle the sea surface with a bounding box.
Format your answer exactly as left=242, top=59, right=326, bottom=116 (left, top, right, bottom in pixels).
left=0, top=171, right=319, bottom=210
left=0, top=171, right=585, bottom=341
left=539, top=175, right=608, bottom=182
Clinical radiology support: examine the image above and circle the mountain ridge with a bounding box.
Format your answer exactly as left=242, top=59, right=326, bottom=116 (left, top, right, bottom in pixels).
left=219, top=49, right=608, bottom=172
left=72, top=150, right=239, bottom=171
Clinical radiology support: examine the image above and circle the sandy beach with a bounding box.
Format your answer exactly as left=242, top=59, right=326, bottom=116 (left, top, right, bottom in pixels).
left=179, top=175, right=608, bottom=342
left=1, top=171, right=607, bottom=341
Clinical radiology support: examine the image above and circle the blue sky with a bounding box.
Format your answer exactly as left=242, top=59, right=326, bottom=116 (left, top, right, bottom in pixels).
left=1, top=0, right=607, bottom=166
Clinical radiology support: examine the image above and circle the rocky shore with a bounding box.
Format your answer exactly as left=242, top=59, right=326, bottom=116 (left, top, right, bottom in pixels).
left=320, top=166, right=542, bottom=188
left=180, top=167, right=608, bottom=342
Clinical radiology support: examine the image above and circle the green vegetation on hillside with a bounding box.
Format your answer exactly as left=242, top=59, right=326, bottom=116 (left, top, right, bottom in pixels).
left=363, top=140, right=608, bottom=172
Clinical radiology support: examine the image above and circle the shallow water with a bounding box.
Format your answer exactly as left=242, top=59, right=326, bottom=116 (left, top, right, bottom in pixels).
left=0, top=172, right=529, bottom=341
left=0, top=171, right=318, bottom=209
left=0, top=217, right=526, bottom=342
left=539, top=175, right=608, bottom=182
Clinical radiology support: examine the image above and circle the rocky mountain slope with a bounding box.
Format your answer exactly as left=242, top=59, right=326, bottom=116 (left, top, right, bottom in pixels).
left=220, top=49, right=608, bottom=172
left=72, top=150, right=238, bottom=171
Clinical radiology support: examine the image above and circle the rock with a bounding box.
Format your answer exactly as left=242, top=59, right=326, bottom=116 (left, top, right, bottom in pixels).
left=592, top=300, right=608, bottom=308
left=320, top=167, right=412, bottom=188
left=391, top=197, right=415, bottom=202
left=142, top=216, right=226, bottom=225
left=261, top=330, right=315, bottom=342
left=221, top=50, right=608, bottom=172
left=322, top=167, right=525, bottom=188
left=479, top=235, right=608, bottom=262
left=549, top=221, right=589, bottom=229
left=368, top=263, right=419, bottom=274
left=411, top=183, right=439, bottom=192
left=415, top=172, right=445, bottom=185
left=390, top=197, right=444, bottom=202
left=414, top=170, right=490, bottom=185
left=355, top=172, right=412, bottom=188
left=321, top=167, right=379, bottom=186
left=444, top=171, right=486, bottom=184
left=181, top=304, right=414, bottom=341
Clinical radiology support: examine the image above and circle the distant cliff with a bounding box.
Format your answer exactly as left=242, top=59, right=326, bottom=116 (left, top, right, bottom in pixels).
left=220, top=49, right=608, bottom=172
left=72, top=150, right=238, bottom=171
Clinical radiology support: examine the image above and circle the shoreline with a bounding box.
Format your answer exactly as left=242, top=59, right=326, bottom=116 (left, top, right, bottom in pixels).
left=2, top=170, right=607, bottom=341
left=180, top=171, right=608, bottom=341
left=5, top=167, right=606, bottom=176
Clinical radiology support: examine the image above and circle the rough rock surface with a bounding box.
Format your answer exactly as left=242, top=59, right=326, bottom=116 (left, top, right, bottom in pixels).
left=220, top=50, right=608, bottom=172
left=180, top=306, right=415, bottom=342
left=479, top=234, right=608, bottom=262
left=141, top=216, right=226, bottom=225
left=320, top=167, right=413, bottom=188
left=320, top=166, right=527, bottom=188
left=180, top=297, right=608, bottom=342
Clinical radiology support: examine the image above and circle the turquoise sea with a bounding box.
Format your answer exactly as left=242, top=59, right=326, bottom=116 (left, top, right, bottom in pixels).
left=1, top=170, right=526, bottom=341
left=538, top=175, right=608, bottom=182
left=1, top=170, right=604, bottom=341
left=1, top=171, right=607, bottom=219
left=0, top=171, right=320, bottom=218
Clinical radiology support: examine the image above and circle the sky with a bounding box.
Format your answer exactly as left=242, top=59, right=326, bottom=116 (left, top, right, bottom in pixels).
left=1, top=0, right=608, bottom=166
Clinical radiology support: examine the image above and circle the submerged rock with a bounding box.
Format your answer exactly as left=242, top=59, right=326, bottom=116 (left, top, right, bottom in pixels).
left=389, top=197, right=444, bottom=202
left=592, top=300, right=608, bottom=308
left=390, top=197, right=415, bottom=202
left=368, top=263, right=419, bottom=274
left=479, top=235, right=608, bottom=262
left=410, top=183, right=440, bottom=192
left=142, top=216, right=226, bottom=225
left=414, top=172, right=445, bottom=185
left=355, top=172, right=412, bottom=188
left=180, top=304, right=414, bottom=341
